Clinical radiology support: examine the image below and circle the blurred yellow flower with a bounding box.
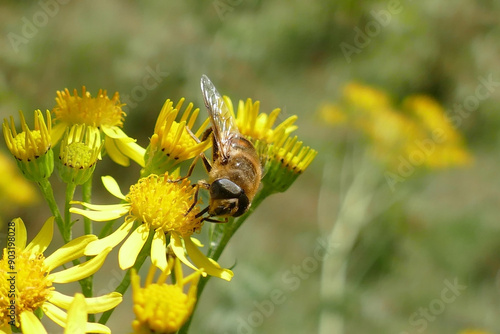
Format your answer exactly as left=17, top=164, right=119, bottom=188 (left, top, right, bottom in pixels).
left=0, top=151, right=38, bottom=212
left=318, top=103, right=346, bottom=126
left=319, top=82, right=472, bottom=170
left=343, top=82, right=391, bottom=110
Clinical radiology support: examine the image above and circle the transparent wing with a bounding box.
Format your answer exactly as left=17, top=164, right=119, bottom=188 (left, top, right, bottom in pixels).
left=200, top=75, right=240, bottom=161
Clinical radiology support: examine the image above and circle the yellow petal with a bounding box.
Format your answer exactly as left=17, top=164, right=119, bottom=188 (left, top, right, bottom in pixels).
left=64, top=293, right=86, bottom=334
left=83, top=292, right=123, bottom=314
left=85, top=220, right=135, bottom=255
left=184, top=236, right=234, bottom=281
left=44, top=234, right=97, bottom=271
left=70, top=201, right=130, bottom=212
left=12, top=217, right=27, bottom=250
left=24, top=217, right=54, bottom=255
left=19, top=311, right=48, bottom=334
left=49, top=247, right=112, bottom=283
left=84, top=323, right=111, bottom=334
left=104, top=137, right=130, bottom=167
left=151, top=230, right=167, bottom=271
left=101, top=175, right=126, bottom=200
left=118, top=224, right=149, bottom=270
left=70, top=205, right=129, bottom=222
left=43, top=299, right=111, bottom=334
left=42, top=301, right=66, bottom=327
left=50, top=291, right=122, bottom=314
left=50, top=122, right=67, bottom=145
left=170, top=232, right=199, bottom=272
left=190, top=236, right=204, bottom=247
left=115, top=140, right=146, bottom=167
left=101, top=125, right=135, bottom=141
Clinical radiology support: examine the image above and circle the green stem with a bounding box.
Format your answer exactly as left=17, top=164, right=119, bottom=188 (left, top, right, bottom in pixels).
left=39, top=179, right=94, bottom=303
left=82, top=177, right=93, bottom=236
left=37, top=178, right=67, bottom=242
left=78, top=179, right=95, bottom=320
left=98, top=229, right=153, bottom=325
left=64, top=183, right=77, bottom=241
left=178, top=189, right=272, bottom=334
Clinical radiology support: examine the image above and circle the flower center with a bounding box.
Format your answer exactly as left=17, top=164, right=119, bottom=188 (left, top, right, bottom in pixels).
left=60, top=142, right=94, bottom=169
left=126, top=174, right=202, bottom=237
left=132, top=283, right=194, bottom=333
left=0, top=248, right=53, bottom=327
left=53, top=87, right=124, bottom=128
left=13, top=131, right=49, bottom=160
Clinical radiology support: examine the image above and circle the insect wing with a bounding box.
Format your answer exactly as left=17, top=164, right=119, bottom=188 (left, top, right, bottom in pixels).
left=200, top=75, right=240, bottom=160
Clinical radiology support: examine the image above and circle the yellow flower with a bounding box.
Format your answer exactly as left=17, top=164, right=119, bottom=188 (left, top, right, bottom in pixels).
left=56, top=124, right=102, bottom=185
left=223, top=96, right=298, bottom=144
left=51, top=87, right=145, bottom=167
left=321, top=82, right=473, bottom=170
left=458, top=330, right=493, bottom=334
left=70, top=173, right=233, bottom=281
left=143, top=98, right=211, bottom=175
left=343, top=82, right=391, bottom=110
left=403, top=95, right=473, bottom=168
left=262, top=135, right=317, bottom=193
left=131, top=258, right=201, bottom=334
left=0, top=151, right=39, bottom=213
left=318, top=103, right=347, bottom=126
left=3, top=110, right=54, bottom=182
left=0, top=217, right=121, bottom=333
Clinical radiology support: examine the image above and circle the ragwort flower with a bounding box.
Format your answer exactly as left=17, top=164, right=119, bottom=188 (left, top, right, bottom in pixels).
left=262, top=135, right=317, bottom=194
left=70, top=173, right=233, bottom=281
left=223, top=96, right=298, bottom=145
left=0, top=217, right=121, bottom=334
left=3, top=110, right=53, bottom=182
left=56, top=124, right=102, bottom=185
left=51, top=87, right=145, bottom=167
left=143, top=98, right=211, bottom=176
left=131, top=258, right=201, bottom=334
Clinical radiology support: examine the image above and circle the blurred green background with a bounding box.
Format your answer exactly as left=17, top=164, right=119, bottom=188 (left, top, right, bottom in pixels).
left=1, top=0, right=500, bottom=333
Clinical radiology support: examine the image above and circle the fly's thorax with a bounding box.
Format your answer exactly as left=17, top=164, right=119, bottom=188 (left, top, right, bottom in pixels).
left=209, top=137, right=261, bottom=201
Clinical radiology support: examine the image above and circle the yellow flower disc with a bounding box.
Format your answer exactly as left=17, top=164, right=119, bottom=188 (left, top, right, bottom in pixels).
left=0, top=248, right=53, bottom=327
left=126, top=174, right=202, bottom=237
left=132, top=283, right=194, bottom=334
left=53, top=87, right=124, bottom=127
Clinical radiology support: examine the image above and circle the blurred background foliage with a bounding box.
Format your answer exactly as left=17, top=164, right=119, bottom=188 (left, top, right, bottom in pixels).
left=1, top=0, right=499, bottom=333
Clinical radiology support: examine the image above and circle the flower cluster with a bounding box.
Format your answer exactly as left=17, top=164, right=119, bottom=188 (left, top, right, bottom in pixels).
left=1, top=78, right=316, bottom=333
left=319, top=82, right=472, bottom=169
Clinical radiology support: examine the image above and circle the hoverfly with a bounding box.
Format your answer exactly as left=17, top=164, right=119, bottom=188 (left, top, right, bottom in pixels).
left=188, top=75, right=262, bottom=220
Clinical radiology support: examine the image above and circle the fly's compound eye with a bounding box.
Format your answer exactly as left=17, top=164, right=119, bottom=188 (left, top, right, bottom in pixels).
left=210, top=179, right=243, bottom=200
left=210, top=179, right=250, bottom=217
